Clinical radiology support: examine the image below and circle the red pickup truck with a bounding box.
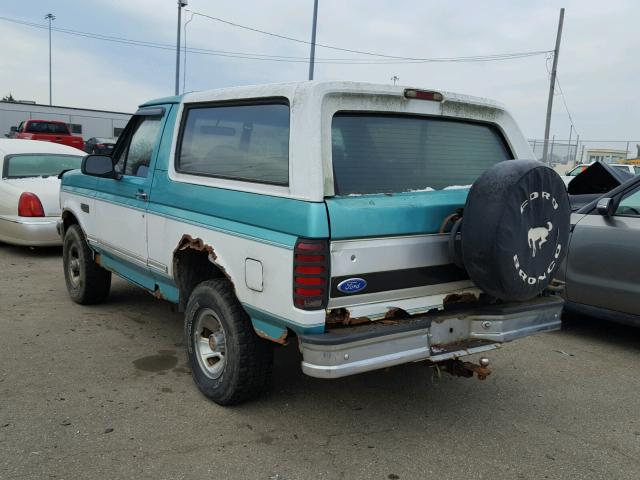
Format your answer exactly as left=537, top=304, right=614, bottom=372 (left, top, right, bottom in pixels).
left=13, top=120, right=84, bottom=150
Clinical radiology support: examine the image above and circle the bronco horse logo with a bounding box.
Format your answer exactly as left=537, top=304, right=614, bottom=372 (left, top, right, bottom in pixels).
left=527, top=222, right=553, bottom=258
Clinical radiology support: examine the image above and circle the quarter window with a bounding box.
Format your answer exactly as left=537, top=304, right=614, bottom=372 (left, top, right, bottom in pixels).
left=177, top=103, right=290, bottom=185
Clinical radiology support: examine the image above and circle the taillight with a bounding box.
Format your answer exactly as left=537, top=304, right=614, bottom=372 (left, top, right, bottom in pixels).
left=18, top=192, right=45, bottom=217
left=293, top=238, right=329, bottom=310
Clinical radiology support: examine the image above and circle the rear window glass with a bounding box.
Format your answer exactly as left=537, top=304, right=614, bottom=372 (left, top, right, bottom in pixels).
left=26, top=121, right=70, bottom=134
left=331, top=113, right=512, bottom=195
left=3, top=154, right=83, bottom=178
left=177, top=103, right=289, bottom=185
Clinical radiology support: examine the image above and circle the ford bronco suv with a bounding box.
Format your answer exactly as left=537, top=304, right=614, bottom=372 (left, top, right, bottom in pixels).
left=59, top=82, right=570, bottom=405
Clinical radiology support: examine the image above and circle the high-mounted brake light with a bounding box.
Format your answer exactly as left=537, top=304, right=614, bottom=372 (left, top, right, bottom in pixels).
left=293, top=238, right=329, bottom=310
left=18, top=192, right=45, bottom=217
left=404, top=89, right=444, bottom=102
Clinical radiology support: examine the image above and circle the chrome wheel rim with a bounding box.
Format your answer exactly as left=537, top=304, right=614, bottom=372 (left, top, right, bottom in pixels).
left=193, top=308, right=227, bottom=379
left=68, top=244, right=81, bottom=288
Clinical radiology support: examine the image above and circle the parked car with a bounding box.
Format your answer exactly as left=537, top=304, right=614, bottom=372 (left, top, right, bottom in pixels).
left=84, top=137, right=116, bottom=155
left=58, top=82, right=570, bottom=405
left=12, top=120, right=84, bottom=150
left=557, top=174, right=640, bottom=327
left=561, top=162, right=638, bottom=186
left=0, top=139, right=85, bottom=246
left=567, top=161, right=635, bottom=211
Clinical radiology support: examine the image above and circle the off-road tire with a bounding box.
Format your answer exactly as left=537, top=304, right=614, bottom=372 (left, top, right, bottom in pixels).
left=185, top=279, right=274, bottom=405
left=63, top=224, right=111, bottom=304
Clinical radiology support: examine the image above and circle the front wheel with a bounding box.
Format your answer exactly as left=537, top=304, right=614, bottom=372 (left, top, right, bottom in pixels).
left=185, top=279, right=273, bottom=405
left=63, top=224, right=111, bottom=304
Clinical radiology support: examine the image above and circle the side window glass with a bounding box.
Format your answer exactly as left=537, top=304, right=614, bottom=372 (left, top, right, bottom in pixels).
left=111, top=134, right=129, bottom=175
left=123, top=117, right=161, bottom=178
left=177, top=103, right=289, bottom=185
left=616, top=188, right=640, bottom=217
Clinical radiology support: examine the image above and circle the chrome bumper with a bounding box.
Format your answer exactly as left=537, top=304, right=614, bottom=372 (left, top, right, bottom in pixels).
left=0, top=215, right=61, bottom=246
left=299, top=295, right=563, bottom=379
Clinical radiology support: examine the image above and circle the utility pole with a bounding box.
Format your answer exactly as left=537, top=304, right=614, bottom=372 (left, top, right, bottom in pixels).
left=542, top=8, right=565, bottom=164
left=567, top=124, right=572, bottom=164
left=308, top=0, right=319, bottom=80
left=45, top=13, right=55, bottom=105
left=175, top=1, right=188, bottom=96
left=183, top=12, right=194, bottom=94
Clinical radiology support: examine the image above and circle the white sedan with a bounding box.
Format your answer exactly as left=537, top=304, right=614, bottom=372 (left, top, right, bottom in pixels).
left=0, top=139, right=85, bottom=246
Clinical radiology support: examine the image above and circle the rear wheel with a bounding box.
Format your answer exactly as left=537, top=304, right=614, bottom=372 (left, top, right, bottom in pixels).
left=63, top=224, right=111, bottom=304
left=185, top=279, right=273, bottom=405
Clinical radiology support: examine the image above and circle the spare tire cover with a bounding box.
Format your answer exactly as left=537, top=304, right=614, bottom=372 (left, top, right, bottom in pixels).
left=461, top=160, right=570, bottom=302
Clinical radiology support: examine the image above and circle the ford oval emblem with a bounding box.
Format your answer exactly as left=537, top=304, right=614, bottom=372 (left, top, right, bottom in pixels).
left=337, top=278, right=367, bottom=294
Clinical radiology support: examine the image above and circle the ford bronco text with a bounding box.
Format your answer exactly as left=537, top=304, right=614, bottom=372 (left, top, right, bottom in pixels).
left=58, top=82, right=570, bottom=405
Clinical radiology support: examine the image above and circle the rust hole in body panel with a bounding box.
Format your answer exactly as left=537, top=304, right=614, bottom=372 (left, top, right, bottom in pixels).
left=326, top=308, right=370, bottom=327
left=153, top=285, right=167, bottom=300
left=174, top=234, right=218, bottom=262
left=255, top=328, right=288, bottom=345
left=443, top=292, right=479, bottom=306
left=172, top=234, right=234, bottom=311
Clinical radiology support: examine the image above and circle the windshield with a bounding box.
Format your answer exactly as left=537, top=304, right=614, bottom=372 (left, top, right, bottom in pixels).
left=568, top=165, right=588, bottom=176
left=3, top=154, right=83, bottom=178
left=331, top=113, right=512, bottom=195
left=26, top=121, right=70, bottom=134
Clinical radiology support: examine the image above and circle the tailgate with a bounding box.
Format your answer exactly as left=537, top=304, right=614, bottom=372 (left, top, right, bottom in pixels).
left=325, top=190, right=471, bottom=310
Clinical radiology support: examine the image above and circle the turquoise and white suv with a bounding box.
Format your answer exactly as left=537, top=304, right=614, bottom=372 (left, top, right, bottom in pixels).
left=59, top=82, right=569, bottom=405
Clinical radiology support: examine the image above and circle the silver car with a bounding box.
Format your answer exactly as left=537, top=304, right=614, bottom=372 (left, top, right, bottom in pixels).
left=559, top=175, right=640, bottom=326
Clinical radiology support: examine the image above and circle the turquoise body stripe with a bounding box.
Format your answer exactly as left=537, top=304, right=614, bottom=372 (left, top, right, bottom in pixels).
left=325, top=189, right=470, bottom=239
left=96, top=246, right=321, bottom=338
left=242, top=304, right=325, bottom=335
left=148, top=172, right=329, bottom=242
left=92, top=246, right=156, bottom=291
left=61, top=171, right=97, bottom=195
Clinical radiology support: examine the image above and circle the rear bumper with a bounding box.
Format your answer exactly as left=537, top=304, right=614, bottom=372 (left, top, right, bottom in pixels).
left=0, top=215, right=61, bottom=246
left=299, top=295, right=563, bottom=379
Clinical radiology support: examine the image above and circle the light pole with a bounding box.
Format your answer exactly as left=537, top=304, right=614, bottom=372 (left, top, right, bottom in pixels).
left=308, top=0, right=319, bottom=80
left=175, top=0, right=188, bottom=96
left=45, top=13, right=55, bottom=105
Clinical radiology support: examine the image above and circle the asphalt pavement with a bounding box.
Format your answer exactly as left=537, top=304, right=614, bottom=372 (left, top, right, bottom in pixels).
left=1, top=244, right=639, bottom=480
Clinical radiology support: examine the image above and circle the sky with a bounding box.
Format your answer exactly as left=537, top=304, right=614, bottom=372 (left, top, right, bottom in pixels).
left=1, top=0, right=639, bottom=146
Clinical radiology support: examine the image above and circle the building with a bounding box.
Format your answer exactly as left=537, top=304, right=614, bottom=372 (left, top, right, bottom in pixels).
left=1, top=101, right=132, bottom=140
left=582, top=148, right=628, bottom=164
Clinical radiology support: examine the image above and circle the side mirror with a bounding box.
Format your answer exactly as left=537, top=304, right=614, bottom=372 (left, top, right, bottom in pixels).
left=10, top=126, right=17, bottom=132
left=81, top=155, right=119, bottom=179
left=596, top=197, right=614, bottom=217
